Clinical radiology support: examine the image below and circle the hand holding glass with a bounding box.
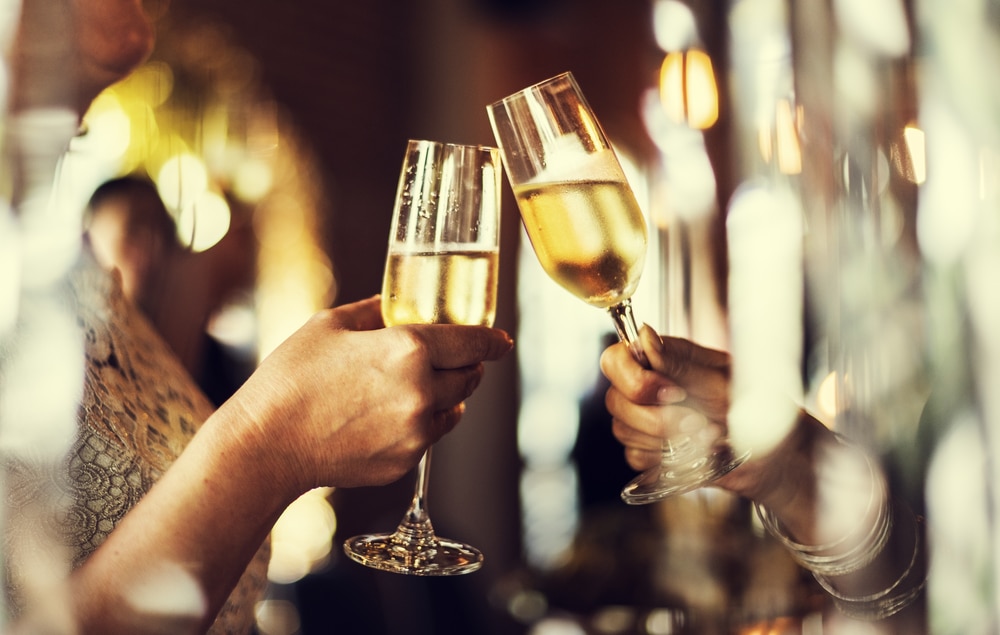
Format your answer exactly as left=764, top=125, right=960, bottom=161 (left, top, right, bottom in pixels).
left=487, top=72, right=747, bottom=504
left=343, top=140, right=501, bottom=574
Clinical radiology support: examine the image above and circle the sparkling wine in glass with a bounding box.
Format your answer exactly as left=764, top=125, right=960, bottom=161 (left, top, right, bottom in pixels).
left=343, top=139, right=501, bottom=574
left=487, top=72, right=747, bottom=504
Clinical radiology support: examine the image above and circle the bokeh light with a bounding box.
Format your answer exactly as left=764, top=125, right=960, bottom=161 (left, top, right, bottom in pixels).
left=726, top=183, right=804, bottom=455
left=267, top=488, right=337, bottom=584
left=659, top=49, right=719, bottom=130
left=175, top=189, right=231, bottom=253
left=156, top=152, right=210, bottom=214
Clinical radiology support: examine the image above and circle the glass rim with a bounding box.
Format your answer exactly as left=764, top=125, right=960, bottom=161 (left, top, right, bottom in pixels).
left=486, top=70, right=577, bottom=110
left=405, top=138, right=498, bottom=153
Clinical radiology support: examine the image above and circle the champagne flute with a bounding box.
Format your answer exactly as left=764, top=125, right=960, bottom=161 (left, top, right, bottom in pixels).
left=487, top=72, right=747, bottom=504
left=343, top=139, right=501, bottom=575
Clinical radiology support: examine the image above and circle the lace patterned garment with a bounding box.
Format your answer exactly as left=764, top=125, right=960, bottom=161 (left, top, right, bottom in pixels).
left=0, top=253, right=269, bottom=633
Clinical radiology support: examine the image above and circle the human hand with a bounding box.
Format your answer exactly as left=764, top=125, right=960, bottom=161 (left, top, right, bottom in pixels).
left=600, top=331, right=922, bottom=621
left=222, top=296, right=513, bottom=501
left=600, top=326, right=730, bottom=469
left=599, top=325, right=820, bottom=503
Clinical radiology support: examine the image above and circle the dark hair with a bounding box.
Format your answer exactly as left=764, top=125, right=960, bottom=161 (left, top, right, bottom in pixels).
left=85, top=175, right=178, bottom=246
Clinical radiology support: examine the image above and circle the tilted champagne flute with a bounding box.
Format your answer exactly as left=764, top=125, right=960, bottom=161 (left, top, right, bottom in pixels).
left=487, top=72, right=747, bottom=504
left=343, top=139, right=502, bottom=575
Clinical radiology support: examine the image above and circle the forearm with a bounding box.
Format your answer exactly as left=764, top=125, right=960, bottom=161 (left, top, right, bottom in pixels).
left=741, top=411, right=927, bottom=625
left=41, top=402, right=291, bottom=634
left=719, top=410, right=832, bottom=540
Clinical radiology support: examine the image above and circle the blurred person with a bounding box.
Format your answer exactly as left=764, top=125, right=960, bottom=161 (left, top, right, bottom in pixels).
left=573, top=332, right=638, bottom=512
left=84, top=176, right=179, bottom=309
left=600, top=327, right=928, bottom=630
left=1, top=2, right=513, bottom=635
left=84, top=176, right=257, bottom=406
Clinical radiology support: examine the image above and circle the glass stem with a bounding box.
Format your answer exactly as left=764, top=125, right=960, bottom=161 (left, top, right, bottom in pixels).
left=608, top=298, right=648, bottom=367
left=608, top=299, right=691, bottom=464
left=403, top=447, right=432, bottom=527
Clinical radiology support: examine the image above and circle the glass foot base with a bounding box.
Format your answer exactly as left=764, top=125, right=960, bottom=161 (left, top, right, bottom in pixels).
left=343, top=532, right=483, bottom=576
left=620, top=448, right=751, bottom=505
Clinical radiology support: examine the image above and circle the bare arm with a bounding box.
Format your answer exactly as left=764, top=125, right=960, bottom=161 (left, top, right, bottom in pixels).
left=600, top=326, right=926, bottom=626
left=14, top=297, right=513, bottom=634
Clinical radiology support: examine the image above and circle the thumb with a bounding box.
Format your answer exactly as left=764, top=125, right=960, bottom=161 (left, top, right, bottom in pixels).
left=330, top=296, right=385, bottom=331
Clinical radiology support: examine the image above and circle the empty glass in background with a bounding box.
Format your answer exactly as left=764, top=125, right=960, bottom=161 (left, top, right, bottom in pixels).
left=343, top=139, right=502, bottom=575
left=487, top=71, right=747, bottom=504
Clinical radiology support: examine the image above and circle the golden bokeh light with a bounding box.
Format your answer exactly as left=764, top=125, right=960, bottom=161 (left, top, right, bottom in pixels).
left=175, top=189, right=231, bottom=253
left=659, top=49, right=719, bottom=130
left=74, top=20, right=337, bottom=583
left=904, top=125, right=927, bottom=185
left=156, top=152, right=210, bottom=213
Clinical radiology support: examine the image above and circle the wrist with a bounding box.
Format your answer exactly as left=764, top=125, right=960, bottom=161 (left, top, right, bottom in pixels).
left=724, top=410, right=830, bottom=531
left=754, top=446, right=891, bottom=575
left=203, top=391, right=306, bottom=516
left=751, top=432, right=927, bottom=621
left=812, top=501, right=927, bottom=620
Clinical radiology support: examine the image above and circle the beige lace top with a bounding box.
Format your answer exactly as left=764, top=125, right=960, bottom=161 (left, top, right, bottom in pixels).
left=1, top=253, right=269, bottom=633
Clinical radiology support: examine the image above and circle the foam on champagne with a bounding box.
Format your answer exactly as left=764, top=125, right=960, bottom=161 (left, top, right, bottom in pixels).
left=536, top=137, right=626, bottom=183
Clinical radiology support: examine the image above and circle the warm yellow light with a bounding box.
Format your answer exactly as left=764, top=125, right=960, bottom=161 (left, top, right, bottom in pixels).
left=756, top=98, right=802, bottom=174
left=117, top=61, right=175, bottom=108
left=904, top=125, right=926, bottom=184
left=817, top=371, right=839, bottom=420
left=254, top=191, right=334, bottom=358
left=775, top=98, right=802, bottom=174
left=255, top=599, right=301, bottom=635
left=156, top=152, right=209, bottom=212
left=575, top=102, right=603, bottom=153
left=82, top=93, right=132, bottom=161
left=661, top=52, right=687, bottom=124
left=175, top=190, right=231, bottom=253
left=659, top=49, right=719, bottom=130
left=267, top=488, right=337, bottom=584
left=232, top=157, right=275, bottom=203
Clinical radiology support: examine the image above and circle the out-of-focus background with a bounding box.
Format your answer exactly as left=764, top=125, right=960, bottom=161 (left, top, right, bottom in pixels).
left=7, top=0, right=1000, bottom=633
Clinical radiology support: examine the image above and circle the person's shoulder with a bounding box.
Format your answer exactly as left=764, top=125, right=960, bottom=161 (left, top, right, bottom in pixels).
left=70, top=244, right=119, bottom=299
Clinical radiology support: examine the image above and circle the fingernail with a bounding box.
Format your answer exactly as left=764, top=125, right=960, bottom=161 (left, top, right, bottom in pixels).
left=657, top=386, right=687, bottom=404
left=640, top=324, right=664, bottom=353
